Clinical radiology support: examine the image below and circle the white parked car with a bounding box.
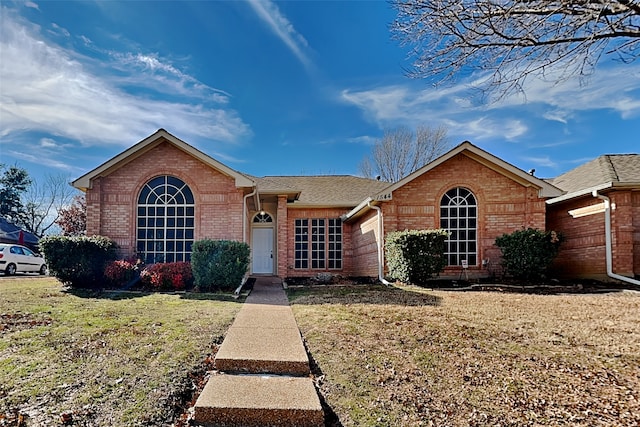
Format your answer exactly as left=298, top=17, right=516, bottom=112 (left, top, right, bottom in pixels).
left=0, top=244, right=47, bottom=276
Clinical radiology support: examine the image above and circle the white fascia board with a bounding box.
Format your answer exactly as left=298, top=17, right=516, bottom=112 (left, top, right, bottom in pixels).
left=342, top=197, right=374, bottom=221
left=546, top=183, right=614, bottom=205
left=547, top=181, right=640, bottom=205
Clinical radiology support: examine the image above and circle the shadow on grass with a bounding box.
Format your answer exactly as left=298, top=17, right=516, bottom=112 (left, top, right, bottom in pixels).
left=64, top=277, right=256, bottom=302
left=303, top=340, right=343, bottom=427
left=287, top=284, right=442, bottom=307
left=64, top=287, right=246, bottom=303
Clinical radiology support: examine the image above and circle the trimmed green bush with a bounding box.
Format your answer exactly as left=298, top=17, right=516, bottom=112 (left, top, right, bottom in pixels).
left=191, top=239, right=250, bottom=291
left=385, top=229, right=449, bottom=285
left=495, top=228, right=563, bottom=282
left=39, top=235, right=118, bottom=288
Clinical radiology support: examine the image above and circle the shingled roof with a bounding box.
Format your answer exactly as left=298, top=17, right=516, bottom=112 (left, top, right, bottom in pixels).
left=551, top=154, right=640, bottom=194
left=254, top=175, right=389, bottom=207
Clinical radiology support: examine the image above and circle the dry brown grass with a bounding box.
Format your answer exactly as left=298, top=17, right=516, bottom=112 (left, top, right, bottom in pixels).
left=289, top=285, right=640, bottom=426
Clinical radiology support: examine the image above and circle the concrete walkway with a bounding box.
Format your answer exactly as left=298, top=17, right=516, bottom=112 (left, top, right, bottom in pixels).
left=194, top=277, right=324, bottom=427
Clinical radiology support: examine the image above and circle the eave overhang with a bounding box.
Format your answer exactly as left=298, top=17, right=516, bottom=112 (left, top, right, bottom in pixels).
left=72, top=129, right=255, bottom=191
left=373, top=142, right=563, bottom=200
left=546, top=181, right=640, bottom=205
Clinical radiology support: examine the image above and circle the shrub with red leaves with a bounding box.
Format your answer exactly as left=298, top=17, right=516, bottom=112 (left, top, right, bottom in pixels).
left=104, top=259, right=140, bottom=287
left=140, top=262, right=193, bottom=291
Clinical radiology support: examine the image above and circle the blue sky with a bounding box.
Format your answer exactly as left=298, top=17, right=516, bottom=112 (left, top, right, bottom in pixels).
left=1, top=0, right=639, bottom=189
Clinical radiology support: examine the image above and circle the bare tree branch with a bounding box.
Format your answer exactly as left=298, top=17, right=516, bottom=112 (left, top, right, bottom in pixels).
left=391, top=0, right=640, bottom=97
left=359, top=125, right=450, bottom=182
left=21, top=174, right=77, bottom=237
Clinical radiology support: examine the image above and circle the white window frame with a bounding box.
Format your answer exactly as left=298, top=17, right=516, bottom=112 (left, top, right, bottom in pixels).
left=440, top=187, right=477, bottom=267
left=136, top=176, right=194, bottom=264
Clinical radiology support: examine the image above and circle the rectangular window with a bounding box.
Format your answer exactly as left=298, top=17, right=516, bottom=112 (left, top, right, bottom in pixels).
left=294, top=219, right=308, bottom=269
left=311, top=219, right=326, bottom=269
left=328, top=218, right=342, bottom=269
left=294, top=218, right=342, bottom=270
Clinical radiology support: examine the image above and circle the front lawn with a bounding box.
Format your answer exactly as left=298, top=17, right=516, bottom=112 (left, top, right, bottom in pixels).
left=0, top=277, right=242, bottom=426
left=290, top=285, right=640, bottom=426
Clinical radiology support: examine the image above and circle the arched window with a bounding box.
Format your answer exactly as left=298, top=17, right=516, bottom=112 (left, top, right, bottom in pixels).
left=136, top=176, right=194, bottom=264
left=253, top=212, right=273, bottom=223
left=440, top=187, right=477, bottom=266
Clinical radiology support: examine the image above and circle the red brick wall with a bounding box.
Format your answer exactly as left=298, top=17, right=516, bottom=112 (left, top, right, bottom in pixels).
left=546, top=197, right=606, bottom=279
left=276, top=196, right=288, bottom=277
left=349, top=153, right=549, bottom=279
left=349, top=210, right=380, bottom=277
left=610, top=191, right=636, bottom=277
left=633, top=192, right=640, bottom=276
left=84, top=140, right=244, bottom=258
left=547, top=190, right=639, bottom=279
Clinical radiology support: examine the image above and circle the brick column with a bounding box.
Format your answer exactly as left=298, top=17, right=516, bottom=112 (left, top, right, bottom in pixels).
left=277, top=195, right=288, bottom=278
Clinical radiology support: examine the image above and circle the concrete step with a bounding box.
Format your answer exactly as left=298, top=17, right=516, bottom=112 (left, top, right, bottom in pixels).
left=194, top=373, right=324, bottom=427
left=214, top=326, right=310, bottom=375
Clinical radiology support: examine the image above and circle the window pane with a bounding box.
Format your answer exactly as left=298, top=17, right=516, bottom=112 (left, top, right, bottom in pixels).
left=440, top=187, right=477, bottom=267
left=136, top=175, right=194, bottom=265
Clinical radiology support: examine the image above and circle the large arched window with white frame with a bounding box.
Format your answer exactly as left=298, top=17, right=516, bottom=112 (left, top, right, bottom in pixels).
left=136, top=176, right=195, bottom=264
left=440, top=187, right=477, bottom=267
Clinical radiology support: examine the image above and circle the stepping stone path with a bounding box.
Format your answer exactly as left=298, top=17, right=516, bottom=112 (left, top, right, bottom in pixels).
left=194, top=277, right=324, bottom=426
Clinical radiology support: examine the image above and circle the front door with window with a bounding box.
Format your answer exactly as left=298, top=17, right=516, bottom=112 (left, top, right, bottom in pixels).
left=252, top=227, right=274, bottom=274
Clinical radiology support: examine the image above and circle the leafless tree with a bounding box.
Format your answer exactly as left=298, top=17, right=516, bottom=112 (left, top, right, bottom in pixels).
left=391, top=0, right=640, bottom=96
left=360, top=125, right=449, bottom=182
left=21, top=174, right=77, bottom=237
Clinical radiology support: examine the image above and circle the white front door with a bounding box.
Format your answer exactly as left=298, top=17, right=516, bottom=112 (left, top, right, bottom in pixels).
left=252, top=228, right=274, bottom=274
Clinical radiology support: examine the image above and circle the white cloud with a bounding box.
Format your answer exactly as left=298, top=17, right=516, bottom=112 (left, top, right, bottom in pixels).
left=0, top=10, right=250, bottom=148
left=495, top=67, right=640, bottom=118
left=519, top=155, right=558, bottom=169
left=346, top=135, right=376, bottom=145
left=340, top=63, right=640, bottom=143
left=542, top=110, right=571, bottom=124
left=7, top=149, right=79, bottom=173
left=246, top=0, right=312, bottom=70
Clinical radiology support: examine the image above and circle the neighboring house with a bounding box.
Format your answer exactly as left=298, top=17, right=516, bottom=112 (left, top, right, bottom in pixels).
left=546, top=155, right=640, bottom=282
left=72, top=129, right=639, bottom=283
left=0, top=217, right=39, bottom=252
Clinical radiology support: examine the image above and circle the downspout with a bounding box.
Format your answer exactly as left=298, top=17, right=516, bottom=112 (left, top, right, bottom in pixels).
left=237, top=187, right=258, bottom=296
left=242, top=187, right=258, bottom=244
left=367, top=201, right=392, bottom=286
left=592, top=191, right=640, bottom=286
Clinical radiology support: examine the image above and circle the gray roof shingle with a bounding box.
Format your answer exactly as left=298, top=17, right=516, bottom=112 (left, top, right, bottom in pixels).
left=254, top=175, right=389, bottom=206
left=551, top=154, right=640, bottom=194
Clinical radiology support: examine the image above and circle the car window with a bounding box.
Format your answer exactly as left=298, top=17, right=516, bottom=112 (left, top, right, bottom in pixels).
left=23, top=247, right=35, bottom=256
left=10, top=246, right=24, bottom=255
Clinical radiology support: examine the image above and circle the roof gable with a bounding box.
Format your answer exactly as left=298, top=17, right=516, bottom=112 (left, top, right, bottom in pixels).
left=374, top=141, right=563, bottom=200
left=72, top=129, right=254, bottom=191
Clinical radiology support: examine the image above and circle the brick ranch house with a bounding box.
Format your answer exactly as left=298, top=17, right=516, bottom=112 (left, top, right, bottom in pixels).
left=72, top=129, right=640, bottom=284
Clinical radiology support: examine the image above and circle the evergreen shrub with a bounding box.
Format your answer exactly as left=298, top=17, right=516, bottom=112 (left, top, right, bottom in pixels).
left=191, top=239, right=250, bottom=291
left=385, top=229, right=449, bottom=285
left=39, top=235, right=118, bottom=288
left=495, top=228, right=563, bottom=282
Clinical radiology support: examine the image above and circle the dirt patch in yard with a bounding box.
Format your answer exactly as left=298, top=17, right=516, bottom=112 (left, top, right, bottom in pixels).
left=290, top=285, right=640, bottom=426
